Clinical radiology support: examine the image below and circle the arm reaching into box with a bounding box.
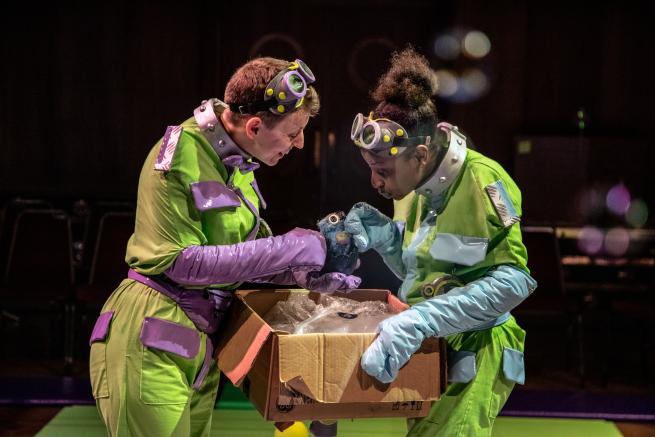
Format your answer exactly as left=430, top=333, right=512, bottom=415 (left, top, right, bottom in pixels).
left=344, top=202, right=405, bottom=278
left=164, top=227, right=360, bottom=293
left=361, top=265, right=536, bottom=383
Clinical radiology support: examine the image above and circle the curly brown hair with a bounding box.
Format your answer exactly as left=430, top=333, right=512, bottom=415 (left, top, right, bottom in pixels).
left=371, top=47, right=439, bottom=147
left=223, top=57, right=320, bottom=126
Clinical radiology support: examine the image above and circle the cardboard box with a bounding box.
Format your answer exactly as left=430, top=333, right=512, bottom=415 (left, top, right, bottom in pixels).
left=217, top=289, right=446, bottom=422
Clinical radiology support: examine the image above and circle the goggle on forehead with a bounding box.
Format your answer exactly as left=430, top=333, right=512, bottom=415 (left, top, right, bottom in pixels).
left=351, top=112, right=431, bottom=157
left=230, top=59, right=316, bottom=116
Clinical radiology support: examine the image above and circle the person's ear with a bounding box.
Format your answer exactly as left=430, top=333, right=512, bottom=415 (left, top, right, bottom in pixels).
left=244, top=117, right=262, bottom=139
left=414, top=144, right=430, bottom=166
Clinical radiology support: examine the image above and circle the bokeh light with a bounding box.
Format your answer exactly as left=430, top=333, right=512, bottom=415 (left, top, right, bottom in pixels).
left=432, top=27, right=492, bottom=104
left=460, top=68, right=489, bottom=97
left=463, top=30, right=491, bottom=59
left=449, top=68, right=490, bottom=103
left=625, top=198, right=649, bottom=228
left=604, top=227, right=630, bottom=256
left=433, top=34, right=460, bottom=60
left=434, top=69, right=459, bottom=97
left=606, top=183, right=631, bottom=215
left=577, top=226, right=604, bottom=255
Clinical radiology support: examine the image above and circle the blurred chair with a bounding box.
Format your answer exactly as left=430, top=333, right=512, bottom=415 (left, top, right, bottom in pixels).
left=0, top=198, right=53, bottom=336
left=0, top=207, right=75, bottom=369
left=76, top=210, right=135, bottom=307
left=3, top=208, right=75, bottom=294
left=0, top=198, right=54, bottom=272
left=77, top=200, right=135, bottom=283
left=512, top=226, right=586, bottom=386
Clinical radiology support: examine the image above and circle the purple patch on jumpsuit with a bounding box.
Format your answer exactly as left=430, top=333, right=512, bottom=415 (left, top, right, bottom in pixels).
left=89, top=311, right=114, bottom=345
left=139, top=317, right=200, bottom=359
left=190, top=181, right=241, bottom=212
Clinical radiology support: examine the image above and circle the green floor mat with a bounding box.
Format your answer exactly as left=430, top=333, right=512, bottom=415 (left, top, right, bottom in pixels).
left=36, top=406, right=623, bottom=437
left=490, top=417, right=622, bottom=437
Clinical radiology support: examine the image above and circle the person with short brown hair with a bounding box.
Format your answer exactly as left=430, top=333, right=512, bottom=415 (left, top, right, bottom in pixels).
left=89, top=56, right=359, bottom=436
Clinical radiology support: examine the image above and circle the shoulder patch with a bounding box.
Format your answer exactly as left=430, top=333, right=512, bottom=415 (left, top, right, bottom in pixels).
left=485, top=180, right=520, bottom=227
left=154, top=126, right=183, bottom=171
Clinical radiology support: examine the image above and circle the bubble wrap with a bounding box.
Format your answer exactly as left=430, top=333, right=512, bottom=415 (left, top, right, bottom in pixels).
left=263, top=293, right=398, bottom=334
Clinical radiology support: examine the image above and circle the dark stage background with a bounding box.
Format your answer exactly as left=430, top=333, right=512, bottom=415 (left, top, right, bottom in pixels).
left=1, top=0, right=653, bottom=229
left=1, top=0, right=655, bottom=399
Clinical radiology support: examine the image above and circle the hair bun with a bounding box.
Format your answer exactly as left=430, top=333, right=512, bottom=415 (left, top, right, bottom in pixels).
left=372, top=47, right=438, bottom=109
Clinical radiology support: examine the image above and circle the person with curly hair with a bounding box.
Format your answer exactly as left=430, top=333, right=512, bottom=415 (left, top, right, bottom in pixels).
left=345, top=47, right=537, bottom=436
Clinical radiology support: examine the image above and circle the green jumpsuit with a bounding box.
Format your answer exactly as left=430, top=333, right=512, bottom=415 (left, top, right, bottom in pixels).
left=394, top=149, right=530, bottom=436
left=89, top=100, right=265, bottom=436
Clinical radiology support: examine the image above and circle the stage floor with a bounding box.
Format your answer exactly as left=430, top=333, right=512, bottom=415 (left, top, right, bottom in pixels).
left=36, top=405, right=623, bottom=437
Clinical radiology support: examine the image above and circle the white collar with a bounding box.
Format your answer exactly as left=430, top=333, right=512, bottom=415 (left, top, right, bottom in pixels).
left=193, top=98, right=252, bottom=162
left=415, top=126, right=467, bottom=199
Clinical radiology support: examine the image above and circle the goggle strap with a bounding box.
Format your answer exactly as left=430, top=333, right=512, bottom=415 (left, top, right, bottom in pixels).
left=394, top=136, right=431, bottom=147
left=228, top=100, right=273, bottom=115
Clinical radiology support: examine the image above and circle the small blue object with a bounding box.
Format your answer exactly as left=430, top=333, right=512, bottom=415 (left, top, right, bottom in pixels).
left=317, top=211, right=359, bottom=275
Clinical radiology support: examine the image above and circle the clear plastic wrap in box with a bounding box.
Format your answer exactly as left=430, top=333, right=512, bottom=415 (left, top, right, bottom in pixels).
left=263, top=293, right=399, bottom=334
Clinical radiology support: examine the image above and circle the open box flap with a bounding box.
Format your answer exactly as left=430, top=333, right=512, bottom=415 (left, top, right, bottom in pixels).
left=216, top=293, right=272, bottom=386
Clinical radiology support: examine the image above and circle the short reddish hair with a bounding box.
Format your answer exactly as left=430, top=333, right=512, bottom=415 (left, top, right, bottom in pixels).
left=224, top=57, right=320, bottom=126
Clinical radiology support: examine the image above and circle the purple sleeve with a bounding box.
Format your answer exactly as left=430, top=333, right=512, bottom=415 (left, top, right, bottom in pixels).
left=164, top=228, right=326, bottom=286
left=251, top=271, right=296, bottom=286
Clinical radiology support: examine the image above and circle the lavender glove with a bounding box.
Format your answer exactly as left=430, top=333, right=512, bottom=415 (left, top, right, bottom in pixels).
left=165, top=228, right=326, bottom=286
left=291, top=269, right=361, bottom=293
left=251, top=264, right=361, bottom=293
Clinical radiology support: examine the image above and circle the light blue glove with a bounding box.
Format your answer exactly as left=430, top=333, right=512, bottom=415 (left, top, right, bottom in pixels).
left=361, top=264, right=537, bottom=383
left=344, top=202, right=405, bottom=277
